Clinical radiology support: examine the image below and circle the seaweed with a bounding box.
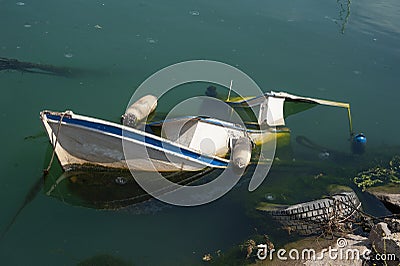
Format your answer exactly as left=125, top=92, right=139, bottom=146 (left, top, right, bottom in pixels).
left=353, top=155, right=400, bottom=191
left=0, top=57, right=81, bottom=77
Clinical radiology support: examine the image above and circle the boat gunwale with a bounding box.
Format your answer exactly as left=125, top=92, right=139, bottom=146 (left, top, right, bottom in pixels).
left=147, top=115, right=284, bottom=134
left=40, top=110, right=230, bottom=168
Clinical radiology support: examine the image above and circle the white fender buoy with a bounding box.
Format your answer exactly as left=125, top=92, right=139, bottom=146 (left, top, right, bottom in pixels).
left=232, top=137, right=252, bottom=169
left=121, top=95, right=157, bottom=127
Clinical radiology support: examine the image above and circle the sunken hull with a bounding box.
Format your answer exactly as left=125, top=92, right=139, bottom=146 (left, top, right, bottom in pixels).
left=40, top=111, right=229, bottom=172
left=44, top=168, right=215, bottom=209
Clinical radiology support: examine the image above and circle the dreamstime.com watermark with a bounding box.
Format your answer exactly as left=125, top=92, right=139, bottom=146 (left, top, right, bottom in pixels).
left=256, top=238, right=398, bottom=262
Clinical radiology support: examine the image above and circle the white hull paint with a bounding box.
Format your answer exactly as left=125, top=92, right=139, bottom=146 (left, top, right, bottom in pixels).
left=41, top=111, right=232, bottom=172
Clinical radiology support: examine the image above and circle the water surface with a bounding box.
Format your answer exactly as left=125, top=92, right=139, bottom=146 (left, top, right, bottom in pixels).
left=0, top=0, right=399, bottom=265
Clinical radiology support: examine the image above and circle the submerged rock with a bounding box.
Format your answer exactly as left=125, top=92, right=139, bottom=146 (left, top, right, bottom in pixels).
left=352, top=155, right=400, bottom=214
left=369, top=192, right=400, bottom=213
left=367, top=184, right=400, bottom=214
left=368, top=221, right=400, bottom=265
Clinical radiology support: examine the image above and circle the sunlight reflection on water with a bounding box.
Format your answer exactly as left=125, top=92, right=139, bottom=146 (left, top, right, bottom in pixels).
left=352, top=0, right=400, bottom=37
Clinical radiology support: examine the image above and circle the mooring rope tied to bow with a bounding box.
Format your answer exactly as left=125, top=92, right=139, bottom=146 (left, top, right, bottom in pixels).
left=44, top=112, right=66, bottom=175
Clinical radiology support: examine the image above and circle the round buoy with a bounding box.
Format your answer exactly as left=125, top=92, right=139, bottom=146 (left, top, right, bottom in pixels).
left=351, top=133, right=367, bottom=154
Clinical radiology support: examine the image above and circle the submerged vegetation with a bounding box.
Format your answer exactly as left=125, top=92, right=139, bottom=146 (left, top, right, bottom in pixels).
left=336, top=0, right=352, bottom=34
left=0, top=57, right=78, bottom=77
left=353, top=155, right=400, bottom=191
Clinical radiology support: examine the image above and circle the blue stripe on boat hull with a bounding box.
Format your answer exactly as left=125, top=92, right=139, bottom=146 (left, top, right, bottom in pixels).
left=45, top=113, right=228, bottom=168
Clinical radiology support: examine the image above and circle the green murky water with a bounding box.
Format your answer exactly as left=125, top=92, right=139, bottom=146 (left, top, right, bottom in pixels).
left=1, top=0, right=399, bottom=265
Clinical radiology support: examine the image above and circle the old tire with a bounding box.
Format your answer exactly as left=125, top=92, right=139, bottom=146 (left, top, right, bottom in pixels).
left=270, top=191, right=361, bottom=235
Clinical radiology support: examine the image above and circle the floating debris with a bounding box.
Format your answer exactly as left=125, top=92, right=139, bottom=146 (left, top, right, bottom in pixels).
left=23, top=23, right=32, bottom=28
left=64, top=53, right=73, bottom=58
left=243, top=239, right=256, bottom=258
left=16, top=2, right=25, bottom=6
left=318, top=151, right=330, bottom=160
left=146, top=37, right=157, bottom=44
left=202, top=253, right=212, bottom=262
left=189, top=10, right=200, bottom=16
left=264, top=193, right=275, bottom=201
left=314, top=172, right=324, bottom=179
left=115, top=176, right=127, bottom=185
left=94, top=24, right=102, bottom=29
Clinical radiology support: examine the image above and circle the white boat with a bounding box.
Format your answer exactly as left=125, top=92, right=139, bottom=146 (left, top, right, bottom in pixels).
left=40, top=91, right=355, bottom=172
left=41, top=111, right=245, bottom=172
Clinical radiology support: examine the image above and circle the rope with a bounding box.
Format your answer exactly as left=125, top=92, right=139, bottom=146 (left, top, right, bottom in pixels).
left=328, top=194, right=400, bottom=227
left=227, top=80, right=233, bottom=101
left=43, top=112, right=66, bottom=175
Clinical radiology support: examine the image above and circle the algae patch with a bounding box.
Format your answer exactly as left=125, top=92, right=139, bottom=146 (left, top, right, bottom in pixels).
left=353, top=155, right=400, bottom=191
